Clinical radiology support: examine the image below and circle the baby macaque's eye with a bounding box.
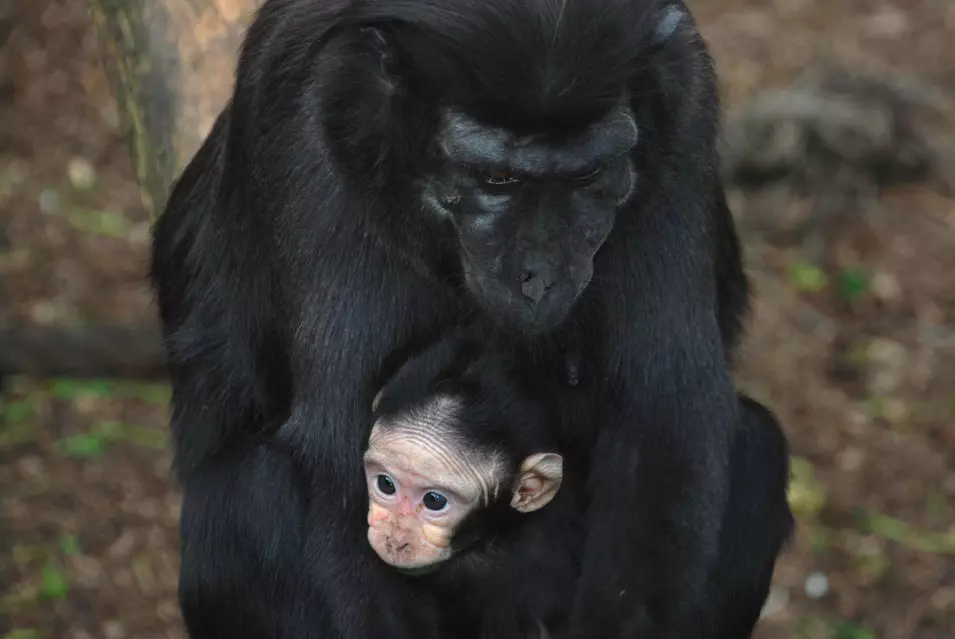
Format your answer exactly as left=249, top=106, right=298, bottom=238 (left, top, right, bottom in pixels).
left=376, top=474, right=397, bottom=496
left=422, top=491, right=448, bottom=511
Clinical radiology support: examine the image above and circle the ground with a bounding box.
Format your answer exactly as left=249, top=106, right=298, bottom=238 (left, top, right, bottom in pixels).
left=0, top=1, right=953, bottom=638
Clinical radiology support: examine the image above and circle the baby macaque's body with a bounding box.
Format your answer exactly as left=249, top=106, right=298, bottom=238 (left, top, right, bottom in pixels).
left=363, top=331, right=586, bottom=637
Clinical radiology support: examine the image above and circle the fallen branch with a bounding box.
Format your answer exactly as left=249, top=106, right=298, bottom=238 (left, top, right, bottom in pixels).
left=0, top=324, right=167, bottom=378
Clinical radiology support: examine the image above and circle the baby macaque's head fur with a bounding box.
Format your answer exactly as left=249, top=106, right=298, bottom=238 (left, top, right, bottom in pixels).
left=363, top=336, right=563, bottom=574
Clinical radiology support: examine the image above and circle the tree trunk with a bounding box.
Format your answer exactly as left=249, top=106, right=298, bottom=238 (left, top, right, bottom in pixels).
left=0, top=1, right=262, bottom=379
left=0, top=0, right=13, bottom=48
left=87, top=0, right=263, bottom=216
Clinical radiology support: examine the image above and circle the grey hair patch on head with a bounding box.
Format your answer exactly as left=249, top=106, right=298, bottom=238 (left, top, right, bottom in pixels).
left=406, top=394, right=466, bottom=434
left=652, top=6, right=684, bottom=45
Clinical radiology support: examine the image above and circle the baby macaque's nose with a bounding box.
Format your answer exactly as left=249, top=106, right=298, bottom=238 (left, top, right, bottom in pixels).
left=397, top=497, right=415, bottom=516
left=390, top=527, right=412, bottom=551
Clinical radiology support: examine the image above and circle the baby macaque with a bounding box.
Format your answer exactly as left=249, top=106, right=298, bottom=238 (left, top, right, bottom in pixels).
left=363, top=331, right=584, bottom=636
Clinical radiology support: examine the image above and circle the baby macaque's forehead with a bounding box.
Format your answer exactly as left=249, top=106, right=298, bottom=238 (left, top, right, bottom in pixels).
left=401, top=394, right=467, bottom=431
left=367, top=394, right=507, bottom=501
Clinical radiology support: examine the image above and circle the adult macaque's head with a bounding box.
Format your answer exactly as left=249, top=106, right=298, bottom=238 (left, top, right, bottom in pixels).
left=423, top=106, right=639, bottom=335
left=363, top=394, right=562, bottom=574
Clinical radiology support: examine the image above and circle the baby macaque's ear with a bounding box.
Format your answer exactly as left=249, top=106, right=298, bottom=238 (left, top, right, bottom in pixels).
left=511, top=453, right=563, bottom=513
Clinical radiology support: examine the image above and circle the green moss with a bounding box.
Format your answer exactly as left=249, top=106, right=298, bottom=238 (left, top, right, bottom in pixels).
left=57, top=535, right=83, bottom=557
left=54, top=419, right=168, bottom=458
left=39, top=563, right=68, bottom=601
left=48, top=378, right=170, bottom=404
left=788, top=456, right=827, bottom=518
left=788, top=261, right=828, bottom=293
left=838, top=268, right=870, bottom=303
left=67, top=208, right=132, bottom=238
left=855, top=509, right=955, bottom=555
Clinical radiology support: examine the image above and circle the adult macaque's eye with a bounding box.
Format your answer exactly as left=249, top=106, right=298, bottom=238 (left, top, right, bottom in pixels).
left=568, top=164, right=604, bottom=183
left=376, top=474, right=397, bottom=496
left=485, top=168, right=521, bottom=186
left=422, top=491, right=449, bottom=511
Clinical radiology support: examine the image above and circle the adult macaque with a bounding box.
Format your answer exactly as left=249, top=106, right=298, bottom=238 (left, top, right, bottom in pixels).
left=150, top=0, right=795, bottom=637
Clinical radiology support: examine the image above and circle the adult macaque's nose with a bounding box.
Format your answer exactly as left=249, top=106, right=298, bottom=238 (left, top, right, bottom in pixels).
left=520, top=259, right=555, bottom=304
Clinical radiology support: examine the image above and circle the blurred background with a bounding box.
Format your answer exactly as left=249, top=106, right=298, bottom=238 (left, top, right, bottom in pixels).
left=0, top=1, right=953, bottom=638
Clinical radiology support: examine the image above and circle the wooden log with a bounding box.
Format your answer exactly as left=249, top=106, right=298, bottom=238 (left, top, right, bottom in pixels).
left=0, top=324, right=169, bottom=378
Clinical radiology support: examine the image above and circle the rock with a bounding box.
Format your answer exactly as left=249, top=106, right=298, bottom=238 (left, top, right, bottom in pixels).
left=804, top=571, right=830, bottom=599
left=870, top=270, right=902, bottom=302
left=760, top=585, right=790, bottom=618
left=38, top=187, right=60, bottom=215
left=67, top=156, right=97, bottom=190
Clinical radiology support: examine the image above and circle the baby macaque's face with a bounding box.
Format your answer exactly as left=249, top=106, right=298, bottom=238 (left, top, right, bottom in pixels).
left=363, top=395, right=562, bottom=574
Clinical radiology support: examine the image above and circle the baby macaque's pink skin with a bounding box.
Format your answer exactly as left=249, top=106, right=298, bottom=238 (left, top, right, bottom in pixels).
left=363, top=395, right=562, bottom=572
left=364, top=404, right=496, bottom=571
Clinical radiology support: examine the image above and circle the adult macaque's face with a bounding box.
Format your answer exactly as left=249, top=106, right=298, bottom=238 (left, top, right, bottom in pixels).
left=422, top=107, right=639, bottom=335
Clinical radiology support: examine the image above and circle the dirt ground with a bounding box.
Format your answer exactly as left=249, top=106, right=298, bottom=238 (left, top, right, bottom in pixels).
left=1, top=1, right=953, bottom=638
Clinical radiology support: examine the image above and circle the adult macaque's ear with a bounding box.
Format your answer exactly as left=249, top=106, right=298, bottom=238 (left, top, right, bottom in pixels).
left=511, top=453, right=563, bottom=513
left=372, top=389, right=384, bottom=412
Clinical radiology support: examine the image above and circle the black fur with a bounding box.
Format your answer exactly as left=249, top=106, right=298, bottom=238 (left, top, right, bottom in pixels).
left=701, top=396, right=796, bottom=639
left=373, top=330, right=586, bottom=639
left=150, top=0, right=794, bottom=637
left=374, top=337, right=795, bottom=639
